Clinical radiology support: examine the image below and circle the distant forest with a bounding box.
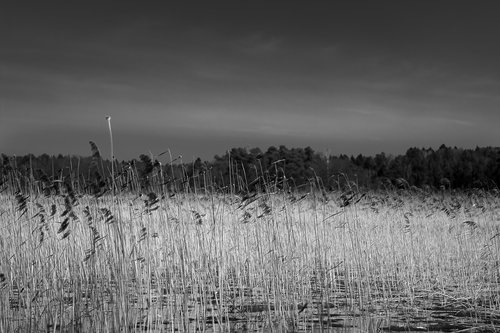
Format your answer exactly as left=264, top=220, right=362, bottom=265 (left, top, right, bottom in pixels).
left=1, top=144, right=500, bottom=194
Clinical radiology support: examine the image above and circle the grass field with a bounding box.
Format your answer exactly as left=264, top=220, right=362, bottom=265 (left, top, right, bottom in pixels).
left=1, top=181, right=500, bottom=332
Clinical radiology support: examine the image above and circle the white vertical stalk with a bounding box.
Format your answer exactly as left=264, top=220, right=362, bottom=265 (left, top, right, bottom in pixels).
left=106, top=116, right=115, bottom=197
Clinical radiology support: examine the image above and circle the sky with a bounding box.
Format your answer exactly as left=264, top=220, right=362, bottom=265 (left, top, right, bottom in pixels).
left=1, top=1, right=499, bottom=161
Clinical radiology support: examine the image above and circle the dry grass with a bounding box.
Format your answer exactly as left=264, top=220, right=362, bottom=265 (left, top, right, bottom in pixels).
left=1, top=184, right=499, bottom=332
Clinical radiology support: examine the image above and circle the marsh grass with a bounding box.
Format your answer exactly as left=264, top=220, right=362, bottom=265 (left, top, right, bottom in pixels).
left=0, top=162, right=500, bottom=332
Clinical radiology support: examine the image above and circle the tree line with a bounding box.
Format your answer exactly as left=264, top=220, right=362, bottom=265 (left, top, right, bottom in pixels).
left=1, top=144, right=499, bottom=195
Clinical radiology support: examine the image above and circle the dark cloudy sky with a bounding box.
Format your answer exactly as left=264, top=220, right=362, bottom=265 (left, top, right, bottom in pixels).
left=1, top=1, right=499, bottom=161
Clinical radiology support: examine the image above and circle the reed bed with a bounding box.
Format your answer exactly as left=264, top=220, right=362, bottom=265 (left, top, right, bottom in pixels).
left=1, top=181, right=499, bottom=332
